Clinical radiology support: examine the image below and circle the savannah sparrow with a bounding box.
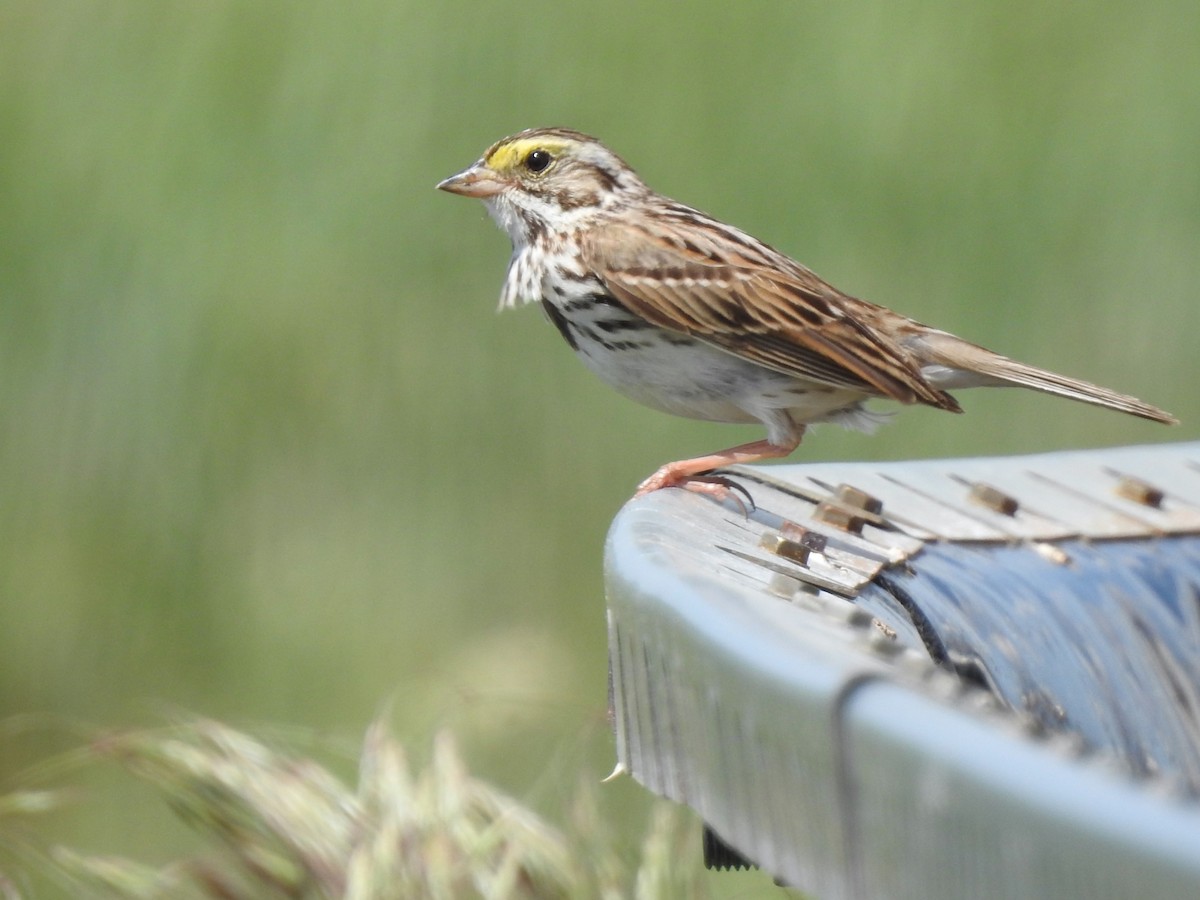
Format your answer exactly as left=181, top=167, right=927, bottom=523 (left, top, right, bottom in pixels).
left=438, top=127, right=1176, bottom=499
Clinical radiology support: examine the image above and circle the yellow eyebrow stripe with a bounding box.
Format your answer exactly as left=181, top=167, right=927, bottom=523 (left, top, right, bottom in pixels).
left=486, top=138, right=572, bottom=172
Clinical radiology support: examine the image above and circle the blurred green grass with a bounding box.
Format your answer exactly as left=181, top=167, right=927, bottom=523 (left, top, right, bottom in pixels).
left=1, top=0, right=1197, bottom=893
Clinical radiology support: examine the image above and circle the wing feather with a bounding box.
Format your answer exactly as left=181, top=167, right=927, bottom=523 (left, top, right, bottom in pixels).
left=583, top=219, right=960, bottom=411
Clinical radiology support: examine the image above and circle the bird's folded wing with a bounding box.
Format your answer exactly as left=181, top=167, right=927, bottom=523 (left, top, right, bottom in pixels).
left=584, top=226, right=959, bottom=410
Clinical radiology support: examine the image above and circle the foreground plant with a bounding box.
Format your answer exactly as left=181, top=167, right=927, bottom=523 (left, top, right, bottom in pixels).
left=24, top=718, right=708, bottom=899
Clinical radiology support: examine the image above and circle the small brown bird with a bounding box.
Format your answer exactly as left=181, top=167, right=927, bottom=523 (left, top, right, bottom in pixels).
left=438, top=128, right=1176, bottom=499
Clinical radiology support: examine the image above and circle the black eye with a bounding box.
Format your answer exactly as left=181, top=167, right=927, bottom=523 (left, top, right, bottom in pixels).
left=525, top=149, right=552, bottom=172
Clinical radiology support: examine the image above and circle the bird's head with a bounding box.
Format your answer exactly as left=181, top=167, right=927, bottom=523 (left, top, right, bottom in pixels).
left=437, top=127, right=647, bottom=244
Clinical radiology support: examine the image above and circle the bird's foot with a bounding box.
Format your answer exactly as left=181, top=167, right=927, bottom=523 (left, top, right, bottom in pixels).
left=634, top=466, right=755, bottom=512
left=632, top=436, right=802, bottom=507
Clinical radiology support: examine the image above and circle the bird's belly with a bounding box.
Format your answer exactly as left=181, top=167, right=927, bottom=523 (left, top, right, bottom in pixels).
left=577, top=331, right=764, bottom=423
left=549, top=302, right=861, bottom=425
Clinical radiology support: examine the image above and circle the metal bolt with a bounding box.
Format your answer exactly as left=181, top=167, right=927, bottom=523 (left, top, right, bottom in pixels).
left=759, top=531, right=811, bottom=565
left=813, top=501, right=866, bottom=534
left=873, top=619, right=897, bottom=640
left=1114, top=475, right=1164, bottom=508
left=767, top=571, right=802, bottom=599
left=835, top=483, right=883, bottom=514
left=1032, top=542, right=1071, bottom=566
left=968, top=482, right=1019, bottom=516
left=779, top=521, right=828, bottom=554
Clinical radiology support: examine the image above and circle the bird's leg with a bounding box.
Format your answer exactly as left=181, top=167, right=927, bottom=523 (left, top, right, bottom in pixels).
left=634, top=433, right=804, bottom=500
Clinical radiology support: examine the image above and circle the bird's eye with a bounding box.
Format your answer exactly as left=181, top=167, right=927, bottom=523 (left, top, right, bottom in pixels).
left=525, top=149, right=552, bottom=173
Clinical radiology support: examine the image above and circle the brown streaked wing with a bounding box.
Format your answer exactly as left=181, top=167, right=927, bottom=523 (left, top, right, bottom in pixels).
left=582, top=221, right=961, bottom=411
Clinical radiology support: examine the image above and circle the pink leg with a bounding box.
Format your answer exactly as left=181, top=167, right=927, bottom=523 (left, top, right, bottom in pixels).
left=634, top=433, right=804, bottom=499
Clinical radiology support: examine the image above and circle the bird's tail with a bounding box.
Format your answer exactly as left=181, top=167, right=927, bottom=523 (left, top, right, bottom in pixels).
left=909, top=330, right=1178, bottom=425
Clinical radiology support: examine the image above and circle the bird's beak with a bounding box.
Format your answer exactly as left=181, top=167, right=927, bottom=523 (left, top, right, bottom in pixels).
left=436, top=163, right=507, bottom=199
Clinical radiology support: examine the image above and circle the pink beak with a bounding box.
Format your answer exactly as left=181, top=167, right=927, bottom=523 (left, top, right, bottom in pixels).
left=436, top=163, right=507, bottom=199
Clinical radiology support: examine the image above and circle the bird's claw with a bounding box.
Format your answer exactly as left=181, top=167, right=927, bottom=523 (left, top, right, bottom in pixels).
left=634, top=466, right=755, bottom=513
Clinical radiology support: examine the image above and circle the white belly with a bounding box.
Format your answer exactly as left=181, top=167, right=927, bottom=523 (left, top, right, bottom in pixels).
left=542, top=296, right=869, bottom=442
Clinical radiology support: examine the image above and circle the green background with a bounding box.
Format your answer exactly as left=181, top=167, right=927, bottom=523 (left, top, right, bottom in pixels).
left=2, top=1, right=1196, bottom=893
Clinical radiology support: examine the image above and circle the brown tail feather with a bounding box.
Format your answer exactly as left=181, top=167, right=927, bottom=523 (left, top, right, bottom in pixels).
left=910, top=331, right=1178, bottom=425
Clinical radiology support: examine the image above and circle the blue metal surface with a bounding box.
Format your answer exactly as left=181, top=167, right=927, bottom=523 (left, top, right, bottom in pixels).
left=605, top=442, right=1200, bottom=897
left=859, top=535, right=1200, bottom=790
